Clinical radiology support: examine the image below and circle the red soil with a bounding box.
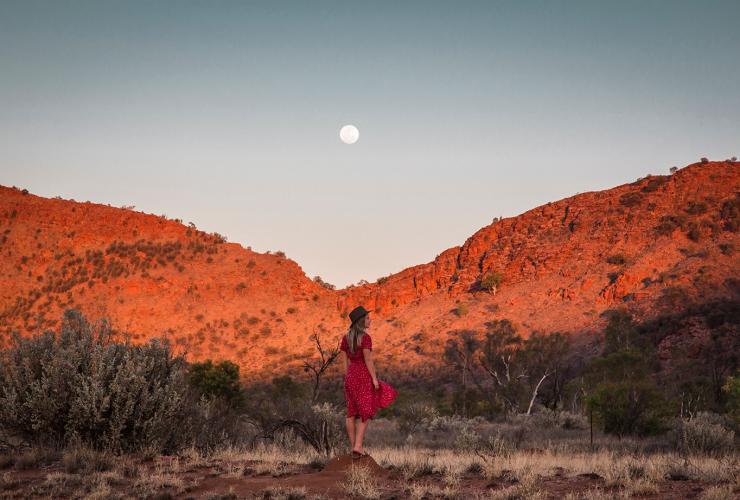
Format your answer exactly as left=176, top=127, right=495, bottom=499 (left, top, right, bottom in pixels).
left=1, top=160, right=738, bottom=379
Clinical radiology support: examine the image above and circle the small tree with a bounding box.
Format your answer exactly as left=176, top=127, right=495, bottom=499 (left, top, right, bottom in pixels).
left=477, top=319, right=525, bottom=412
left=480, top=271, right=504, bottom=295
left=302, top=329, right=340, bottom=403
left=585, top=346, right=668, bottom=438
left=586, top=379, right=668, bottom=438
left=188, top=359, right=243, bottom=407
left=519, top=332, right=570, bottom=415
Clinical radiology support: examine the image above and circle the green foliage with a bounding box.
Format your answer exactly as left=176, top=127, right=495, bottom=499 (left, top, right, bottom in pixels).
left=587, top=380, right=669, bottom=437
left=723, top=375, right=740, bottom=429
left=479, top=271, right=504, bottom=293
left=0, top=309, right=191, bottom=453
left=602, top=308, right=651, bottom=355
left=188, top=359, right=243, bottom=406
left=669, top=412, right=735, bottom=456
left=586, top=310, right=668, bottom=437
left=271, top=375, right=306, bottom=401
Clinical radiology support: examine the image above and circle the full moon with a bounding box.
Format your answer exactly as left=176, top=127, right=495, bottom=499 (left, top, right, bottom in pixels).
left=339, top=124, right=359, bottom=145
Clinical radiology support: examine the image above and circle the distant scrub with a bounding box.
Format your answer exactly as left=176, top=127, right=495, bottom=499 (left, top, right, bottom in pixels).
left=641, top=176, right=668, bottom=193
left=453, top=303, right=469, bottom=317
left=684, top=201, right=708, bottom=215
left=312, top=276, right=335, bottom=290
left=619, top=192, right=642, bottom=207
left=655, top=215, right=687, bottom=236
left=479, top=271, right=504, bottom=294
left=606, top=254, right=627, bottom=265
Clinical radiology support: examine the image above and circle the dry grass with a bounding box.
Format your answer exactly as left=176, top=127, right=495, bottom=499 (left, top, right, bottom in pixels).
left=369, top=445, right=739, bottom=485
left=699, top=483, right=739, bottom=500
left=132, top=463, right=186, bottom=497
left=13, top=448, right=60, bottom=470
left=254, top=485, right=314, bottom=499
left=406, top=481, right=459, bottom=499
left=340, top=464, right=381, bottom=499
left=562, top=489, right=616, bottom=500
left=486, top=467, right=544, bottom=500
left=62, top=446, right=114, bottom=474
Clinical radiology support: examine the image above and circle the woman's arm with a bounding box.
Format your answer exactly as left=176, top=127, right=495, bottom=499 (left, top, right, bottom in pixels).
left=363, top=349, right=379, bottom=389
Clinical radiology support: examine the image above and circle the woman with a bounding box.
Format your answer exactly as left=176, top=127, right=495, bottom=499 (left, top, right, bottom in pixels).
left=339, top=305, right=397, bottom=457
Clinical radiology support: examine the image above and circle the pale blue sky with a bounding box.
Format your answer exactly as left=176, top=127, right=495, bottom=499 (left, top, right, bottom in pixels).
left=1, top=1, right=739, bottom=287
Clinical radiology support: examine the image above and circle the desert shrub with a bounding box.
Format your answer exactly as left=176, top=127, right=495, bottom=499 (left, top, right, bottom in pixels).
left=453, top=303, right=469, bottom=316
left=479, top=271, right=504, bottom=293
left=685, top=201, right=708, bottom=215
left=619, top=192, right=642, bottom=207
left=474, top=431, right=513, bottom=460
left=655, top=215, right=687, bottom=236
left=188, top=360, right=243, bottom=407
left=312, top=276, right=335, bottom=290
left=396, top=402, right=439, bottom=435
left=62, top=446, right=114, bottom=474
left=720, top=197, right=738, bottom=232
left=0, top=309, right=191, bottom=453
left=452, top=420, right=482, bottom=451
left=641, top=176, right=668, bottom=192
left=418, top=414, right=485, bottom=450
left=669, top=412, right=735, bottom=456
left=723, top=375, right=740, bottom=429
left=515, top=407, right=587, bottom=430
left=606, top=254, right=627, bottom=265
left=587, top=379, right=669, bottom=437
left=700, top=157, right=709, bottom=164
left=305, top=402, right=345, bottom=453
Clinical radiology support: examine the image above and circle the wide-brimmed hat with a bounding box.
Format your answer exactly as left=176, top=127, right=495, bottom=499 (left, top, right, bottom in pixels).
left=349, top=305, right=372, bottom=326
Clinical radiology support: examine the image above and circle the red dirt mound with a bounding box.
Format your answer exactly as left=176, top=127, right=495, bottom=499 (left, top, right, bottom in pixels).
left=320, top=453, right=387, bottom=477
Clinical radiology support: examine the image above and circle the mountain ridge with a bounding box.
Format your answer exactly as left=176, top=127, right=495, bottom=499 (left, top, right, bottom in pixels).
left=2, top=160, right=738, bottom=379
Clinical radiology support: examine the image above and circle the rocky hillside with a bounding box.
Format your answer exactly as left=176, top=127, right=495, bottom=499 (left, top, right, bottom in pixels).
left=1, top=160, right=738, bottom=379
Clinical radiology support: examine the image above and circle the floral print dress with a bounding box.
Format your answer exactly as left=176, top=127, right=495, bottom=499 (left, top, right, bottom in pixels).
left=340, top=333, right=397, bottom=421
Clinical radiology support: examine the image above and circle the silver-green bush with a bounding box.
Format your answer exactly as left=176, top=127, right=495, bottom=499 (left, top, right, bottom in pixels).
left=669, top=412, right=736, bottom=456
left=0, top=310, right=191, bottom=453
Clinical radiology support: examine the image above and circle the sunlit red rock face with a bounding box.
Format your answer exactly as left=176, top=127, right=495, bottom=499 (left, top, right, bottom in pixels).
left=1, top=161, right=738, bottom=379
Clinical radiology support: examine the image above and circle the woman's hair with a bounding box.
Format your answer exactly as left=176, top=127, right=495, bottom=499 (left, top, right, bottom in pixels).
left=346, top=315, right=367, bottom=354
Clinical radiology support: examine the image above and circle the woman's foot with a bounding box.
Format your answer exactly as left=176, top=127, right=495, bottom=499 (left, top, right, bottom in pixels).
left=351, top=449, right=368, bottom=457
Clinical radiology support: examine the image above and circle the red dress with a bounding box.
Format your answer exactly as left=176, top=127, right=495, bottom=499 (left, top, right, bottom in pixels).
left=340, top=333, right=397, bottom=422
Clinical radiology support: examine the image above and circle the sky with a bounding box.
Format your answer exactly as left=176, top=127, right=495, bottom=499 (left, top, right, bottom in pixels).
left=1, top=1, right=739, bottom=288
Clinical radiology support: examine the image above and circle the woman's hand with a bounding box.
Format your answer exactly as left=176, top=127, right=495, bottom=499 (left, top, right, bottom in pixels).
left=372, top=378, right=379, bottom=390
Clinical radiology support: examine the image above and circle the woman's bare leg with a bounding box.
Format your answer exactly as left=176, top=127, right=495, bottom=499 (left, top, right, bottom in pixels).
left=353, top=419, right=369, bottom=453
left=345, top=417, right=356, bottom=449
